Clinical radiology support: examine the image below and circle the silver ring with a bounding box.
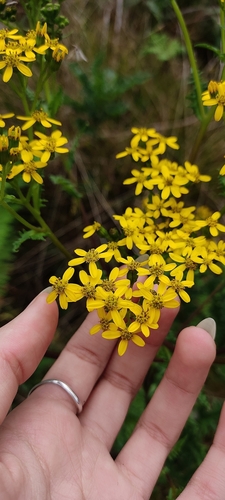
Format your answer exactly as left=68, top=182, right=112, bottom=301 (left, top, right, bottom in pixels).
left=28, top=379, right=83, bottom=414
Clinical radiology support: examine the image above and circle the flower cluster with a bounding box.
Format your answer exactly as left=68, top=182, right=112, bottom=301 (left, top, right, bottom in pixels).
left=0, top=114, right=69, bottom=185
left=47, top=127, right=225, bottom=356
left=0, top=22, right=68, bottom=82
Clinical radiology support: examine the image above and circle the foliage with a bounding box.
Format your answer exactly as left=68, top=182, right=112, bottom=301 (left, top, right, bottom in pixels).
left=1, top=1, right=225, bottom=498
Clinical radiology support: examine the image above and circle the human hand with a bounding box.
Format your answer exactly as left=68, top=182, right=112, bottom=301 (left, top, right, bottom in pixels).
left=0, top=289, right=222, bottom=499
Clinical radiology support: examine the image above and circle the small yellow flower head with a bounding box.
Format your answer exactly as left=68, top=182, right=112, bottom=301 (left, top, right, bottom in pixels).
left=208, top=80, right=219, bottom=95
left=83, top=221, right=101, bottom=239
left=47, top=267, right=78, bottom=309
left=34, top=130, right=69, bottom=162
left=0, top=51, right=33, bottom=82
left=17, top=109, right=62, bottom=130
left=9, top=159, right=47, bottom=184
left=35, top=21, right=48, bottom=38
left=202, top=80, right=225, bottom=121
left=8, top=125, right=21, bottom=141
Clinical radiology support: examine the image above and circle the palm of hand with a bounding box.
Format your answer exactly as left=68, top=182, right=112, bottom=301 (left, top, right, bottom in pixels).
left=0, top=291, right=223, bottom=500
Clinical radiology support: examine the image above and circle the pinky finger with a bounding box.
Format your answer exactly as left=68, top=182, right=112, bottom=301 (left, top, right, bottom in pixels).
left=179, top=402, right=225, bottom=500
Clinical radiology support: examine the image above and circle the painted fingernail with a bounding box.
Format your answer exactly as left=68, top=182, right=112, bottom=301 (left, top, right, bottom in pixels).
left=196, top=317, right=216, bottom=340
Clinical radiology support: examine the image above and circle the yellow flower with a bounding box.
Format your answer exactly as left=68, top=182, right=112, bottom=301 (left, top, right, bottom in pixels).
left=67, top=268, right=103, bottom=310
left=123, top=168, right=156, bottom=195
left=99, top=267, right=130, bottom=296
left=116, top=144, right=142, bottom=162
left=0, top=51, right=34, bottom=82
left=156, top=172, right=189, bottom=200
left=9, top=159, right=47, bottom=184
left=133, top=281, right=178, bottom=323
left=17, top=109, right=62, bottom=130
left=0, top=28, right=20, bottom=51
left=202, top=80, right=225, bottom=121
left=83, top=221, right=101, bottom=239
left=191, top=247, right=223, bottom=275
left=169, top=252, right=198, bottom=281
left=184, top=161, right=211, bottom=183
left=200, top=211, right=225, bottom=237
left=103, top=241, right=122, bottom=263
left=68, top=244, right=111, bottom=276
left=131, top=127, right=156, bottom=142
left=89, top=309, right=113, bottom=335
left=169, top=278, right=194, bottom=303
left=34, top=130, right=69, bottom=162
left=47, top=267, right=78, bottom=309
left=119, top=255, right=149, bottom=276
left=147, top=131, right=180, bottom=154
left=102, top=318, right=145, bottom=356
left=88, top=286, right=139, bottom=326
left=129, top=301, right=159, bottom=337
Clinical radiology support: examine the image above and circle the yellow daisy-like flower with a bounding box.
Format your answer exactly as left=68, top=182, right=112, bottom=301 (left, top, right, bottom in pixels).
left=17, top=109, right=62, bottom=130
left=34, top=130, right=69, bottom=162
left=169, top=278, right=194, bottom=303
left=133, top=281, right=178, bottom=323
left=9, top=159, right=47, bottom=184
left=184, top=161, right=211, bottom=183
left=0, top=51, right=34, bottom=82
left=191, top=247, right=223, bottom=275
left=148, top=131, right=180, bottom=154
left=123, top=168, right=156, bottom=195
left=68, top=244, right=111, bottom=276
left=88, top=286, right=139, bottom=326
left=202, top=80, right=225, bottom=121
left=131, top=127, right=157, bottom=142
left=67, top=268, right=103, bottom=310
left=83, top=221, right=101, bottom=239
left=129, top=301, right=159, bottom=338
left=89, top=309, right=114, bottom=335
left=169, top=252, right=199, bottom=281
left=200, top=211, right=225, bottom=237
left=116, top=145, right=142, bottom=162
left=99, top=267, right=130, bottom=296
left=0, top=28, right=20, bottom=51
left=102, top=318, right=145, bottom=356
left=0, top=112, right=14, bottom=127
left=46, top=267, right=78, bottom=309
left=119, top=255, right=149, bottom=276
left=104, top=241, right=122, bottom=263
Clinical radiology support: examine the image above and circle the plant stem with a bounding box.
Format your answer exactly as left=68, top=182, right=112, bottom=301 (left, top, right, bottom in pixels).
left=0, top=200, right=41, bottom=231
left=171, top=0, right=205, bottom=120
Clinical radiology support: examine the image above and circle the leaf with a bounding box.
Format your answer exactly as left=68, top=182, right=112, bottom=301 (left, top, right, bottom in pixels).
left=142, top=32, right=184, bottom=61
left=49, top=174, right=82, bottom=198
left=195, top=43, right=221, bottom=57
left=12, top=230, right=47, bottom=252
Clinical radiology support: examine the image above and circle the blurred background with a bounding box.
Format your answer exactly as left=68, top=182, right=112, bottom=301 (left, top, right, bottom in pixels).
left=1, top=1, right=225, bottom=498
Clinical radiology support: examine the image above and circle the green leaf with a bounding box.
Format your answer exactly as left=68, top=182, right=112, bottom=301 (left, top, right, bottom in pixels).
left=195, top=42, right=221, bottom=57
left=49, top=174, right=82, bottom=198
left=142, top=32, right=184, bottom=61
left=12, top=230, right=47, bottom=252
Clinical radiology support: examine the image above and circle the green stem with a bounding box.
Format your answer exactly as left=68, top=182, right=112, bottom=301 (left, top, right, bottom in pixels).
left=188, top=107, right=215, bottom=163
left=0, top=200, right=42, bottom=231
left=13, top=184, right=72, bottom=260
left=171, top=0, right=205, bottom=120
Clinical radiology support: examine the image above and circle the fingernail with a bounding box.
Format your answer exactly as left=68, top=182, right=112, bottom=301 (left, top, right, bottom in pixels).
left=196, top=318, right=216, bottom=340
